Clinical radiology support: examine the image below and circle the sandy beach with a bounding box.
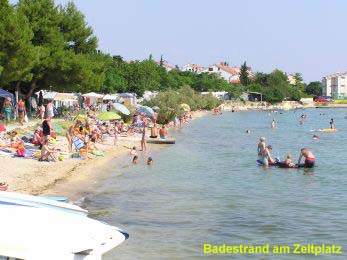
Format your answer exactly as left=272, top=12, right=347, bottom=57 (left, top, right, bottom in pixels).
left=1, top=110, right=209, bottom=196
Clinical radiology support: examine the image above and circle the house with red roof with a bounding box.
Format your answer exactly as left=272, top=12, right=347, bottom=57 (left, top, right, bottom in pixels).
left=181, top=63, right=204, bottom=74
left=206, top=62, right=253, bottom=84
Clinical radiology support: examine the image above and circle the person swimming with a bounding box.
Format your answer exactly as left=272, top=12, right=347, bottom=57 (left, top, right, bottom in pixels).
left=132, top=155, right=138, bottom=164
left=130, top=146, right=137, bottom=156
left=271, top=119, right=275, bottom=129
left=147, top=157, right=153, bottom=165
left=312, top=135, right=319, bottom=140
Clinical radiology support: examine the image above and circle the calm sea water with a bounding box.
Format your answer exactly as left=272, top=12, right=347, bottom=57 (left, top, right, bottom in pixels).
left=84, top=109, right=347, bottom=259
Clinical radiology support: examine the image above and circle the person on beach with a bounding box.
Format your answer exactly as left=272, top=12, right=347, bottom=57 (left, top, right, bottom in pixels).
left=257, top=137, right=266, bottom=158
left=66, top=122, right=79, bottom=153
left=42, top=116, right=52, bottom=147
left=3, top=97, right=12, bottom=126
left=130, top=146, right=137, bottom=156
left=132, top=155, right=138, bottom=164
left=141, top=126, right=147, bottom=152
left=298, top=148, right=315, bottom=168
left=271, top=119, right=275, bottom=129
left=329, top=118, right=335, bottom=129
left=17, top=99, right=26, bottom=126
left=32, top=129, right=42, bottom=146
left=46, top=101, right=54, bottom=119
left=150, top=124, right=158, bottom=138
left=261, top=145, right=276, bottom=167
left=159, top=124, right=168, bottom=139
left=39, top=103, right=45, bottom=123
left=147, top=157, right=153, bottom=165
left=40, top=139, right=58, bottom=162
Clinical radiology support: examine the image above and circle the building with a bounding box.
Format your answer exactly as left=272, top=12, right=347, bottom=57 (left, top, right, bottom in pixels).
left=157, top=61, right=176, bottom=72
left=287, top=74, right=296, bottom=85
left=181, top=63, right=204, bottom=74
left=322, top=72, right=347, bottom=99
left=205, top=62, right=253, bottom=84
left=201, top=91, right=229, bottom=100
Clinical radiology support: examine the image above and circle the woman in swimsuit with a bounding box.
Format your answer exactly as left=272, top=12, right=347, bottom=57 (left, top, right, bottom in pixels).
left=257, top=137, right=266, bottom=158
left=17, top=99, right=26, bottom=125
left=3, top=97, right=12, bottom=126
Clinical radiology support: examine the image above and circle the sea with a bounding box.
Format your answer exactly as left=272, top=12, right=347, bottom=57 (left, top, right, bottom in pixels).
left=82, top=108, right=347, bottom=259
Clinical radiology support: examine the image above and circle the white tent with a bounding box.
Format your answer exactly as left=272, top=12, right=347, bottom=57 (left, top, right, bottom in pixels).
left=82, top=92, right=103, bottom=98
left=103, top=94, right=119, bottom=100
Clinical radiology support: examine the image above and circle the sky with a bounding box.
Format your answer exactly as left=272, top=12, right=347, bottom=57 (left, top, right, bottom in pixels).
left=12, top=0, right=347, bottom=82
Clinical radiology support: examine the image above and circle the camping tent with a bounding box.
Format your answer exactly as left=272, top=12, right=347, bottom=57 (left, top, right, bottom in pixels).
left=0, top=88, right=15, bottom=103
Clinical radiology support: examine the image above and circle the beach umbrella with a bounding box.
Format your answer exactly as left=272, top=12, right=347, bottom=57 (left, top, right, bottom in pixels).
left=97, top=111, right=121, bottom=121
left=136, top=106, right=155, bottom=118
left=152, top=106, right=160, bottom=111
left=0, top=123, right=5, bottom=132
left=113, top=103, right=130, bottom=115
left=76, top=114, right=85, bottom=120
left=180, top=103, right=191, bottom=112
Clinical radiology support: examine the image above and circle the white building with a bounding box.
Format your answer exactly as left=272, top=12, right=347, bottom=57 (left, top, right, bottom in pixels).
left=181, top=63, right=204, bottom=74
left=287, top=74, right=296, bottom=85
left=205, top=62, right=254, bottom=84
left=322, top=72, right=347, bottom=99
left=201, top=91, right=229, bottom=100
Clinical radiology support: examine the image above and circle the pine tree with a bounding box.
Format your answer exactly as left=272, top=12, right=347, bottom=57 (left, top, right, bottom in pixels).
left=240, top=61, right=249, bottom=86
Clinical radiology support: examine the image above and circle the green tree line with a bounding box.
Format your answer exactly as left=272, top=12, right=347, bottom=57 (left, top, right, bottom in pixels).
left=0, top=0, right=321, bottom=103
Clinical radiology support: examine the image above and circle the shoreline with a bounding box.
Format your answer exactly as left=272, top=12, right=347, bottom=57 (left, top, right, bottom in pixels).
left=1, top=110, right=209, bottom=198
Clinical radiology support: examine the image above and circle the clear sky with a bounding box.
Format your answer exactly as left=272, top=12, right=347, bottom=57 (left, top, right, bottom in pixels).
left=13, top=0, right=347, bottom=82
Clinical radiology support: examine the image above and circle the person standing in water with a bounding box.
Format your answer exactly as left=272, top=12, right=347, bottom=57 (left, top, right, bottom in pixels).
left=271, top=119, right=275, bottom=129
left=257, top=137, right=266, bottom=158
left=261, top=145, right=276, bottom=168
left=141, top=125, right=147, bottom=152
left=298, top=148, right=315, bottom=168
left=329, top=118, right=335, bottom=129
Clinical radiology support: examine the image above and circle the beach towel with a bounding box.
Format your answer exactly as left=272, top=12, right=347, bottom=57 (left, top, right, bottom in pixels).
left=72, top=137, right=84, bottom=151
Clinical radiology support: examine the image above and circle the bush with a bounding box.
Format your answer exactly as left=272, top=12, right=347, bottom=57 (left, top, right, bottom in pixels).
left=144, top=86, right=220, bottom=124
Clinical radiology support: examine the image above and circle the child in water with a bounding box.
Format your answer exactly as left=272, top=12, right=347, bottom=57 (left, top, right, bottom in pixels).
left=285, top=154, right=295, bottom=167
left=147, top=157, right=153, bottom=165
left=130, top=146, right=137, bottom=156
left=132, top=155, right=138, bottom=164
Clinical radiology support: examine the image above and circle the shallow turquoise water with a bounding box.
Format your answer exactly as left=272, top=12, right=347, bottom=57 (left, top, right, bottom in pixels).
left=85, top=109, right=347, bottom=259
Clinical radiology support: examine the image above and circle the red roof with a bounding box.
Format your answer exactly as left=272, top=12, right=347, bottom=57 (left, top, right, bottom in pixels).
left=215, top=64, right=239, bottom=75
left=230, top=79, right=240, bottom=84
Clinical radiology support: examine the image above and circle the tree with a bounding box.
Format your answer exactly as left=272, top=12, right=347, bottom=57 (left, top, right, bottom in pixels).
left=293, top=72, right=305, bottom=92
left=305, top=81, right=322, bottom=97
left=0, top=0, right=38, bottom=93
left=239, top=61, right=249, bottom=86
left=159, top=55, right=164, bottom=66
